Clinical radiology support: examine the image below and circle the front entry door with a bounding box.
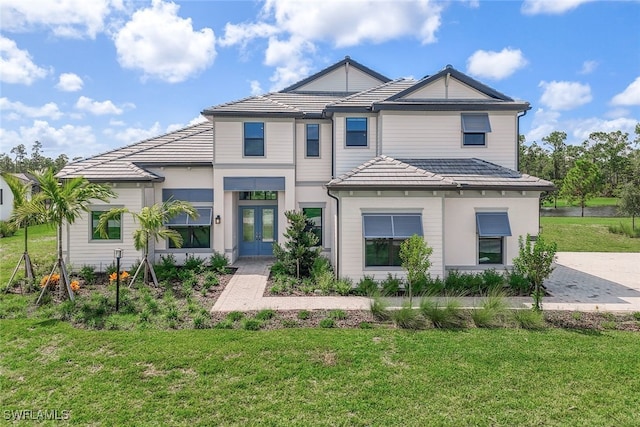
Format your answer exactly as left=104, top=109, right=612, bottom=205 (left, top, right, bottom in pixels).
left=239, top=206, right=277, bottom=256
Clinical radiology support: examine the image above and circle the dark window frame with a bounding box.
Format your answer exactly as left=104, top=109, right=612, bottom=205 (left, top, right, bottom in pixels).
left=244, top=122, right=265, bottom=157
left=478, top=237, right=504, bottom=265
left=306, top=123, right=320, bottom=157
left=302, top=207, right=323, bottom=246
left=91, top=211, right=121, bottom=241
left=168, top=226, right=211, bottom=249
left=461, top=113, right=491, bottom=147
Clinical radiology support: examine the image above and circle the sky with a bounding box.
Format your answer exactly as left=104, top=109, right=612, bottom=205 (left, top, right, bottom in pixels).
left=1, top=0, right=639, bottom=161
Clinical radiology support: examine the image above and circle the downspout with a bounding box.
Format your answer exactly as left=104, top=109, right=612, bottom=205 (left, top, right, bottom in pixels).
left=326, top=188, right=340, bottom=278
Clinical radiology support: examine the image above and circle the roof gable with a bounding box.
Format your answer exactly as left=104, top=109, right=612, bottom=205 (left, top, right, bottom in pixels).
left=280, top=56, right=391, bottom=94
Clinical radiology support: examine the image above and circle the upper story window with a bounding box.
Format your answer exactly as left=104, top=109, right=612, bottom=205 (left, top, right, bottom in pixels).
left=345, top=117, right=368, bottom=147
left=461, top=113, right=491, bottom=146
left=306, top=124, right=320, bottom=157
left=244, top=122, right=264, bottom=156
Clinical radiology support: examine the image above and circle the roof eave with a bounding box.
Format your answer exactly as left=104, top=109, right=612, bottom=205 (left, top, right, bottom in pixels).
left=372, top=102, right=531, bottom=112
left=201, top=110, right=303, bottom=118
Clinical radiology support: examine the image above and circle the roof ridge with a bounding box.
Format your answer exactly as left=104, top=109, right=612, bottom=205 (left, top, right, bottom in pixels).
left=60, top=121, right=212, bottom=177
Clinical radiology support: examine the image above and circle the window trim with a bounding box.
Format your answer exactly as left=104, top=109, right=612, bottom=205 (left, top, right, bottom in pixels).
left=305, top=123, right=320, bottom=158
left=89, top=209, right=122, bottom=242
left=345, top=117, right=368, bottom=148
left=243, top=122, right=265, bottom=157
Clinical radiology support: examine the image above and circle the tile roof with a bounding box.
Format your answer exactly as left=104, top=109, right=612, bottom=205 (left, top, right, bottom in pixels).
left=325, top=79, right=417, bottom=110
left=202, top=92, right=345, bottom=117
left=326, top=156, right=554, bottom=191
left=57, top=121, right=213, bottom=181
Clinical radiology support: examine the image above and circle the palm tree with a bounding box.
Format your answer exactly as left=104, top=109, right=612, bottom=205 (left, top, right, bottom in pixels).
left=23, top=168, right=115, bottom=303
left=2, top=172, right=41, bottom=291
left=97, top=200, right=197, bottom=286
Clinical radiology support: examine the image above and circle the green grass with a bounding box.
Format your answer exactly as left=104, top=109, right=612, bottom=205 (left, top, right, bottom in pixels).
left=1, top=224, right=56, bottom=288
left=540, top=217, right=640, bottom=252
left=542, top=197, right=619, bottom=207
left=1, top=318, right=639, bottom=426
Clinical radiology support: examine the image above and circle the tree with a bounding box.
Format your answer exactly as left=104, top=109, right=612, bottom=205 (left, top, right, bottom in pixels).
left=399, top=234, right=433, bottom=306
left=561, top=159, right=602, bottom=217
left=512, top=234, right=557, bottom=311
left=97, top=200, right=197, bottom=286
left=273, top=210, right=320, bottom=279
left=1, top=172, right=42, bottom=289
left=542, top=131, right=568, bottom=208
left=619, top=183, right=640, bottom=230
left=22, top=168, right=115, bottom=302
left=583, top=131, right=631, bottom=196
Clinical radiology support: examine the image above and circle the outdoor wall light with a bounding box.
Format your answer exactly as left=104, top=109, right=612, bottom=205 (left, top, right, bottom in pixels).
left=114, top=248, right=123, bottom=259
left=215, top=215, right=221, bottom=224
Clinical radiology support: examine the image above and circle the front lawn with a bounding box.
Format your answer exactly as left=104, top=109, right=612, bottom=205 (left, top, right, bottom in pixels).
left=540, top=217, right=640, bottom=252
left=1, top=319, right=639, bottom=426
left=542, top=197, right=619, bottom=207
left=0, top=224, right=56, bottom=286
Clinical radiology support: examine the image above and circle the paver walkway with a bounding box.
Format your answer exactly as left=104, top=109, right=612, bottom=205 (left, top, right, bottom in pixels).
left=212, top=253, right=640, bottom=313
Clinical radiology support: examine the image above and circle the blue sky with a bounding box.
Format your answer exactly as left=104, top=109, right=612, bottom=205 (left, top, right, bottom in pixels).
left=1, top=0, right=639, bottom=160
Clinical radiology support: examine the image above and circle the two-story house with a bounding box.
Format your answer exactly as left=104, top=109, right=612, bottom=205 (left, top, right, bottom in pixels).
left=57, top=57, right=553, bottom=280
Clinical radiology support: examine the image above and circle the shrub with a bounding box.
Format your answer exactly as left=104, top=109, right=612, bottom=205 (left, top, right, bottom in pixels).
left=79, top=265, right=96, bottom=285
left=193, top=313, right=208, bottom=329
left=273, top=210, right=321, bottom=278
left=242, top=318, right=262, bottom=330
left=391, top=305, right=424, bottom=330
left=226, top=311, right=244, bottom=322
left=310, top=256, right=333, bottom=278
left=506, top=270, right=531, bottom=295
left=300, top=278, right=315, bottom=295
left=471, top=289, right=507, bottom=328
left=571, top=311, right=583, bottom=321
left=214, top=319, right=234, bottom=329
left=513, top=234, right=558, bottom=311
left=399, top=235, right=433, bottom=305
left=359, top=322, right=373, bottom=329
left=0, top=220, right=17, bottom=237
left=481, top=269, right=505, bottom=289
left=445, top=270, right=481, bottom=295
left=316, top=271, right=335, bottom=295
left=355, top=275, right=378, bottom=296
left=633, top=312, right=640, bottom=321
left=512, top=309, right=545, bottom=330
left=270, top=261, right=288, bottom=277
left=282, top=319, right=299, bottom=328
left=370, top=297, right=390, bottom=321
left=424, top=275, right=445, bottom=295
left=255, top=309, right=276, bottom=321
left=184, top=254, right=205, bottom=273
left=334, top=277, right=352, bottom=296
left=155, top=254, right=178, bottom=282
left=328, top=309, right=347, bottom=320
left=608, top=222, right=640, bottom=238
left=381, top=274, right=401, bottom=296
left=319, top=318, right=335, bottom=328
left=297, top=310, right=311, bottom=320
left=420, top=297, right=465, bottom=329
left=209, top=252, right=230, bottom=274
left=203, top=271, right=219, bottom=290
left=165, top=306, right=179, bottom=322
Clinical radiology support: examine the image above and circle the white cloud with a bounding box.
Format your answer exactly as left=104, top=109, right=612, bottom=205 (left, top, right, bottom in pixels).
left=0, top=120, right=101, bottom=159
left=539, top=80, right=592, bottom=111
left=0, top=97, right=63, bottom=120
left=0, top=36, right=48, bottom=85
left=187, top=115, right=207, bottom=126
left=56, top=73, right=84, bottom=91
left=611, top=77, right=640, bottom=106
left=466, top=48, right=527, bottom=80
left=250, top=80, right=263, bottom=96
left=525, top=108, right=561, bottom=143
left=521, top=0, right=594, bottom=15
left=109, top=119, right=126, bottom=126
left=0, top=0, right=121, bottom=38
left=579, top=60, right=598, bottom=75
left=221, top=0, right=444, bottom=89
left=75, top=96, right=126, bottom=115
left=111, top=122, right=163, bottom=144
left=113, top=0, right=216, bottom=83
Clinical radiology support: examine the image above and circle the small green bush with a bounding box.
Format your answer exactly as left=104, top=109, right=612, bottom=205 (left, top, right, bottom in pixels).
left=370, top=297, right=390, bottom=321
left=242, top=318, right=262, bottom=330
left=165, top=305, right=179, bottom=321
left=79, top=265, right=96, bottom=285
left=0, top=220, right=17, bottom=237
left=311, top=256, right=333, bottom=279
left=193, top=313, right=208, bottom=329
left=203, top=271, right=219, bottom=290
left=381, top=274, right=401, bottom=296
left=601, top=320, right=617, bottom=330
left=481, top=269, right=505, bottom=289
left=571, top=311, right=583, bottom=321
left=328, top=309, right=347, bottom=320
left=334, top=277, right=352, bottom=296
left=359, top=322, right=373, bottom=329
left=316, top=271, right=335, bottom=295
left=209, top=252, right=230, bottom=274
left=226, top=311, right=244, bottom=322
left=633, top=312, right=640, bottom=321
left=155, top=255, right=178, bottom=282
left=391, top=305, right=424, bottom=330
left=420, top=297, right=465, bottom=329
left=270, top=261, right=288, bottom=277
left=472, top=289, right=506, bottom=328
left=282, top=319, right=299, bottom=328
left=184, top=254, right=205, bottom=273
left=297, top=310, right=311, bottom=320
left=319, top=318, right=335, bottom=328
left=608, top=222, right=640, bottom=238
left=506, top=270, right=531, bottom=295
left=214, top=319, right=234, bottom=329
left=355, top=275, right=378, bottom=296
left=512, top=309, right=545, bottom=330
left=255, top=309, right=276, bottom=321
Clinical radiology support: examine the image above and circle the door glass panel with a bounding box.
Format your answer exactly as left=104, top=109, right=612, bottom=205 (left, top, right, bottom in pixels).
left=242, top=209, right=254, bottom=242
left=262, top=208, right=274, bottom=242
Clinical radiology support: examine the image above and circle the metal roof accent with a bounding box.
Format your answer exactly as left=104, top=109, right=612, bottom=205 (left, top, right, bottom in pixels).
left=280, top=56, right=391, bottom=93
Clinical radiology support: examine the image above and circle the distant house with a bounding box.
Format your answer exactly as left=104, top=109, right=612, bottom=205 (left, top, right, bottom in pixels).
left=0, top=173, right=36, bottom=222
left=57, top=57, right=553, bottom=280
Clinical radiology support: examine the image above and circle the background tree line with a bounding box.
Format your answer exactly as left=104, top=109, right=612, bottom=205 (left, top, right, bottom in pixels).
left=0, top=141, right=73, bottom=174
left=519, top=124, right=640, bottom=218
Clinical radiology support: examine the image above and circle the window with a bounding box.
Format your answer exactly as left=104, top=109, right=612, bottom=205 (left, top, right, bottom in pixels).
left=306, top=124, right=320, bottom=157
left=302, top=207, right=323, bottom=246
left=461, top=113, right=491, bottom=146
left=244, top=122, right=264, bottom=156
left=167, top=207, right=212, bottom=249
left=239, top=191, right=277, bottom=200
left=346, top=117, right=367, bottom=147
left=476, top=212, right=511, bottom=264
left=91, top=211, right=121, bottom=240
left=362, top=214, right=422, bottom=267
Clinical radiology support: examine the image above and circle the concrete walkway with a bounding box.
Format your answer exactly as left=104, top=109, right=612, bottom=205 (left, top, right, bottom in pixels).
left=212, top=253, right=640, bottom=313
